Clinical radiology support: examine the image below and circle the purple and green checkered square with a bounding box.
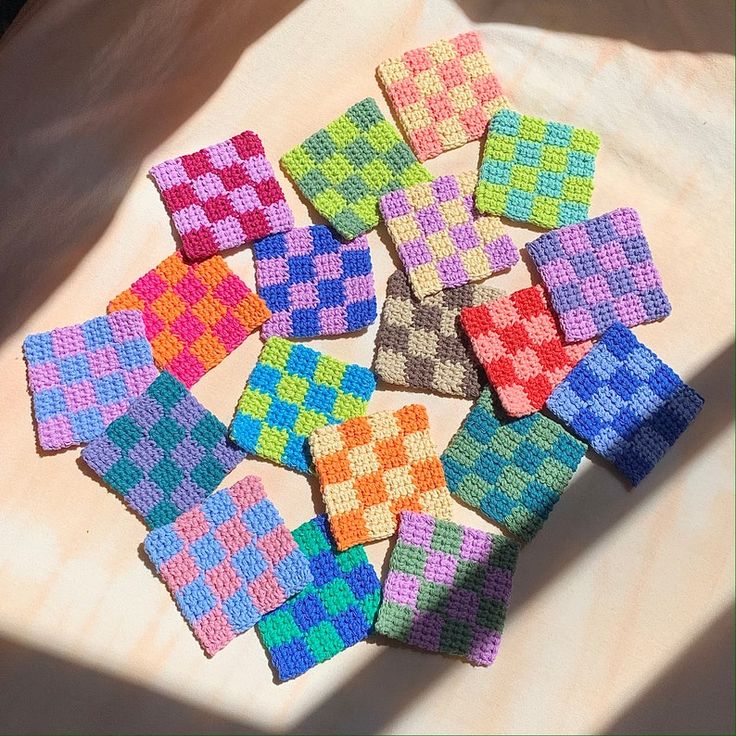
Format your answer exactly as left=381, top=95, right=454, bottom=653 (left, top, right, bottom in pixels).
left=23, top=310, right=158, bottom=451
left=375, top=511, right=519, bottom=666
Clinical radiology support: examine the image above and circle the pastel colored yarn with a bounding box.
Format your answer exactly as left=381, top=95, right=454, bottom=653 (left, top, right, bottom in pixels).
left=23, top=310, right=158, bottom=451
left=380, top=171, right=518, bottom=300
left=460, top=285, right=592, bottom=417
left=149, top=131, right=293, bottom=261
left=546, top=323, right=704, bottom=486
left=374, top=511, right=519, bottom=666
left=280, top=97, right=432, bottom=240
left=256, top=515, right=381, bottom=680
left=143, top=476, right=313, bottom=656
left=377, top=31, right=510, bottom=162
left=309, top=404, right=453, bottom=550
left=442, top=388, right=586, bottom=542
left=254, top=225, right=377, bottom=339
left=82, top=371, right=245, bottom=529
left=229, top=337, right=376, bottom=473
left=108, top=252, right=270, bottom=388
left=526, top=208, right=672, bottom=342
left=373, top=270, right=503, bottom=400
left=476, top=109, right=600, bottom=230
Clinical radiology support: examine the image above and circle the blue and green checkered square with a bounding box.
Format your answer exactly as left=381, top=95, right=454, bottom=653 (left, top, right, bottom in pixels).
left=476, top=109, right=600, bottom=230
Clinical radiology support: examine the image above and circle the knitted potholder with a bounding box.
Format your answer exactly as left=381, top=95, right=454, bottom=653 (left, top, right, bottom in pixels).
left=254, top=225, right=377, bottom=339
left=476, top=109, right=600, bottom=230
left=108, top=252, right=270, bottom=388
left=23, top=310, right=158, bottom=451
left=256, top=515, right=381, bottom=680
left=309, top=404, right=453, bottom=550
left=460, top=285, right=592, bottom=417
left=375, top=511, right=519, bottom=666
left=280, top=98, right=432, bottom=240
left=441, top=388, right=586, bottom=542
left=379, top=171, right=518, bottom=300
left=149, top=131, right=293, bottom=260
left=143, top=476, right=312, bottom=656
left=82, top=371, right=245, bottom=528
left=229, top=337, right=376, bottom=473
left=376, top=31, right=509, bottom=162
left=373, top=270, right=503, bottom=399
left=526, top=208, right=671, bottom=342
left=546, top=323, right=704, bottom=485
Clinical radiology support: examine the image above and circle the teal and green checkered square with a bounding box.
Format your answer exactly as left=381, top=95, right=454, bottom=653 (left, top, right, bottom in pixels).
left=476, top=109, right=600, bottom=230
left=441, top=388, right=586, bottom=542
left=281, top=98, right=432, bottom=239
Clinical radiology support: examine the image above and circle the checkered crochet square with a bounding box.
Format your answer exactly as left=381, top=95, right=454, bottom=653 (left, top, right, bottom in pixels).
left=229, top=337, right=376, bottom=474
left=108, top=253, right=270, bottom=388
left=375, top=511, right=519, bottom=666
left=23, top=311, right=158, bottom=451
left=82, top=371, right=246, bottom=529
left=280, top=98, right=432, bottom=240
left=256, top=515, right=381, bottom=680
left=309, top=405, right=453, bottom=550
left=143, top=476, right=313, bottom=656
left=254, top=225, right=377, bottom=339
left=373, top=270, right=503, bottom=399
left=380, top=171, right=518, bottom=299
left=547, top=323, right=704, bottom=486
left=526, top=208, right=671, bottom=342
left=442, top=388, right=586, bottom=542
left=460, top=285, right=592, bottom=417
left=149, top=131, right=293, bottom=260
left=476, top=109, right=600, bottom=230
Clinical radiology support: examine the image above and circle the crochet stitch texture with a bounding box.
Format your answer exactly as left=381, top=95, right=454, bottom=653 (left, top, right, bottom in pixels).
left=23, top=310, right=158, bottom=450
left=280, top=97, right=432, bottom=240
left=441, top=388, right=586, bottom=542
left=108, top=252, right=270, bottom=388
left=149, top=130, right=293, bottom=260
left=143, top=476, right=312, bottom=656
left=229, top=337, right=376, bottom=473
left=375, top=511, right=519, bottom=666
left=476, top=109, right=600, bottom=230
left=380, top=171, right=518, bottom=300
left=526, top=208, right=671, bottom=342
left=546, top=322, right=704, bottom=485
left=373, top=270, right=503, bottom=400
left=309, top=404, right=453, bottom=550
left=82, top=371, right=245, bottom=529
left=376, top=31, right=509, bottom=161
left=254, top=225, right=377, bottom=339
left=256, top=515, right=381, bottom=680
left=460, top=285, right=592, bottom=417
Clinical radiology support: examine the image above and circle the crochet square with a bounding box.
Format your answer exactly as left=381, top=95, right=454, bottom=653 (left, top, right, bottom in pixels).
left=23, top=311, right=158, bottom=451
left=229, top=337, right=376, bottom=473
left=257, top=515, right=381, bottom=680
left=108, top=252, right=270, bottom=388
left=460, top=285, right=592, bottom=417
left=442, top=388, right=586, bottom=542
left=374, top=511, right=519, bottom=666
left=254, top=225, right=377, bottom=339
left=309, top=404, right=453, bottom=550
left=143, top=476, right=313, bottom=656
left=380, top=171, right=518, bottom=299
left=526, top=208, right=672, bottom=342
left=149, top=131, right=293, bottom=260
left=377, top=31, right=509, bottom=162
left=476, top=109, right=600, bottom=230
left=546, top=323, right=704, bottom=486
left=280, top=97, right=432, bottom=240
left=373, top=270, right=504, bottom=399
left=82, top=371, right=246, bottom=529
